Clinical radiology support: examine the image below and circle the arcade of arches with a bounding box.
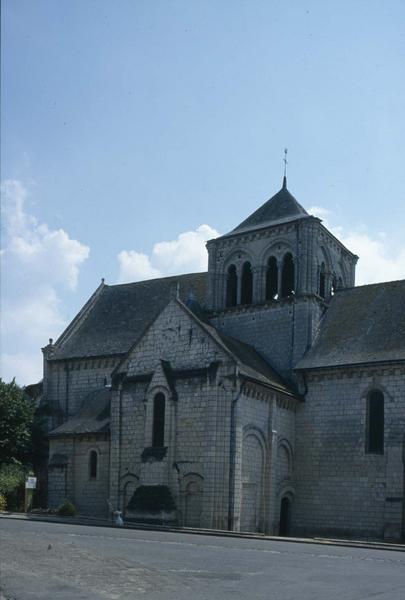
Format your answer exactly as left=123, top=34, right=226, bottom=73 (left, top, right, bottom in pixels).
left=226, top=252, right=296, bottom=308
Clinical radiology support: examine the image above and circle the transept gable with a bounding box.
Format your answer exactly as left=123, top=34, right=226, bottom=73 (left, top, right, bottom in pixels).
left=114, top=299, right=231, bottom=379
left=113, top=298, right=296, bottom=396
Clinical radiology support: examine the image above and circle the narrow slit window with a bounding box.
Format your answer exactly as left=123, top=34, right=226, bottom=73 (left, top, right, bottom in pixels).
left=152, top=393, right=166, bottom=447
left=281, top=253, right=295, bottom=297
left=226, top=264, right=237, bottom=307
left=367, top=390, right=384, bottom=454
left=319, top=263, right=326, bottom=298
left=266, top=256, right=278, bottom=300
left=89, top=450, right=98, bottom=479
left=241, top=261, right=253, bottom=305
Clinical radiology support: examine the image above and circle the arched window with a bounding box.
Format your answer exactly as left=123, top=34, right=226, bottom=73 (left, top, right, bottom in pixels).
left=281, top=253, right=295, bottom=298
left=241, top=261, right=253, bottom=305
left=226, top=264, right=237, bottom=307
left=366, top=390, right=384, bottom=454
left=319, top=263, right=326, bottom=298
left=89, top=450, right=98, bottom=479
left=266, top=256, right=278, bottom=300
left=331, top=276, right=338, bottom=296
left=152, top=393, right=166, bottom=447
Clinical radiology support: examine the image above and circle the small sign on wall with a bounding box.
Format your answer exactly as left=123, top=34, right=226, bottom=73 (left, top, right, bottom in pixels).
left=25, top=477, right=37, bottom=489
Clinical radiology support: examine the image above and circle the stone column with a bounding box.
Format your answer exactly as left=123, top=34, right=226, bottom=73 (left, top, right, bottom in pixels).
left=277, top=259, right=283, bottom=298
left=253, top=266, right=266, bottom=304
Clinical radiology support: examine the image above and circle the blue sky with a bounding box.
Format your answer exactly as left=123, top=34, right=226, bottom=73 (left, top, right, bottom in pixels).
left=2, top=0, right=405, bottom=384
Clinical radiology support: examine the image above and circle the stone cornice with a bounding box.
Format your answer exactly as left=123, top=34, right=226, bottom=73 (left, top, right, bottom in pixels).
left=301, top=361, right=405, bottom=381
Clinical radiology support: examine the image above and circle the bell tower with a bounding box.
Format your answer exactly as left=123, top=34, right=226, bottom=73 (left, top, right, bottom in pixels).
left=206, top=177, right=358, bottom=380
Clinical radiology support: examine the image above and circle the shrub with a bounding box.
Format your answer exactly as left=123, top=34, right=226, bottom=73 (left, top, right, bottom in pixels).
left=0, top=493, right=7, bottom=511
left=0, top=463, right=26, bottom=495
left=0, top=463, right=26, bottom=511
left=57, top=499, right=77, bottom=517
left=0, top=379, right=34, bottom=464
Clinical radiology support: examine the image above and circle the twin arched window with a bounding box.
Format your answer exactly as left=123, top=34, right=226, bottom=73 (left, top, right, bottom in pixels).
left=226, top=253, right=295, bottom=308
left=226, top=261, right=253, bottom=307
left=319, top=265, right=344, bottom=299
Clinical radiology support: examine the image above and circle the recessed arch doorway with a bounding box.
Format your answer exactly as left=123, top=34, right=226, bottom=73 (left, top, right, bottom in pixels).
left=279, top=496, right=291, bottom=536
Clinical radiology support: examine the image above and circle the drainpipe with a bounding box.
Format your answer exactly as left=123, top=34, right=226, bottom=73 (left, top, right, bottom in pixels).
left=64, top=362, right=70, bottom=419
left=71, top=434, right=76, bottom=506
left=402, top=433, right=405, bottom=541
left=266, top=394, right=277, bottom=535
left=117, top=382, right=123, bottom=510
left=228, top=370, right=242, bottom=531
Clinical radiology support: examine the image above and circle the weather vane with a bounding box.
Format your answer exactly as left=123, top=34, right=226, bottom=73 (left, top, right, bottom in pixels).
left=283, top=148, right=288, bottom=178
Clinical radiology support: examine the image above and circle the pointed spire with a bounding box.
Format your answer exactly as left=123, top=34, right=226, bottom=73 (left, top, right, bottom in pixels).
left=282, top=148, right=288, bottom=189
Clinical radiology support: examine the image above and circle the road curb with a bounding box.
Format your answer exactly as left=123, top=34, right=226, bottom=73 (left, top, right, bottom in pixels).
left=1, top=511, right=404, bottom=553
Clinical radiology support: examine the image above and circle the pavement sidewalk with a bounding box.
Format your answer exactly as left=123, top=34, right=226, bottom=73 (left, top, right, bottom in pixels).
left=1, top=511, right=404, bottom=553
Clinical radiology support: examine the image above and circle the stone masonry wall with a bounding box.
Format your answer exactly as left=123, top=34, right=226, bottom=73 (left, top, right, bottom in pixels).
left=211, top=297, right=324, bottom=380
left=206, top=216, right=356, bottom=311
left=48, top=436, right=110, bottom=517
left=45, top=357, right=119, bottom=424
left=109, top=300, right=236, bottom=530
left=72, top=437, right=110, bottom=517
left=294, top=364, right=405, bottom=540
left=232, top=387, right=297, bottom=533
left=48, top=437, right=73, bottom=509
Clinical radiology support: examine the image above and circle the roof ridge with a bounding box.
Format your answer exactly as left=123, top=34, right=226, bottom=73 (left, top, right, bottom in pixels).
left=107, top=271, right=207, bottom=289
left=54, top=280, right=106, bottom=347
left=335, top=279, right=405, bottom=294
left=221, top=184, right=309, bottom=238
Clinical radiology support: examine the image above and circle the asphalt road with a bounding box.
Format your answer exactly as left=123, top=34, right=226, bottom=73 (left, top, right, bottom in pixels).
left=1, top=519, right=405, bottom=600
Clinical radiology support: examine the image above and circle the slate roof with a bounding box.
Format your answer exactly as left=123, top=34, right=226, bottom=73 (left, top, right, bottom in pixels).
left=48, top=453, right=69, bottom=466
left=296, top=280, right=405, bottom=370
left=49, top=388, right=111, bottom=436
left=221, top=178, right=310, bottom=238
left=51, top=273, right=208, bottom=360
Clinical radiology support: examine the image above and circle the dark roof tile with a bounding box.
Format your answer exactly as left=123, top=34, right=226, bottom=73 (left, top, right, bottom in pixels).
left=49, top=388, right=111, bottom=436
left=221, top=181, right=309, bottom=237
left=51, top=273, right=207, bottom=360
left=296, top=280, right=405, bottom=370
left=182, top=303, right=297, bottom=396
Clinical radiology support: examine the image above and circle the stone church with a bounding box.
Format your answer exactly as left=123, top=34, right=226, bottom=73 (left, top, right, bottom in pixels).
left=43, top=177, right=405, bottom=540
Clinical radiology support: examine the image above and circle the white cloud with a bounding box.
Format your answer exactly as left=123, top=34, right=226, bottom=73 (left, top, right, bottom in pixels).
left=308, top=204, right=405, bottom=285
left=2, top=286, right=66, bottom=344
left=117, top=251, right=161, bottom=283
left=2, top=180, right=89, bottom=290
left=1, top=180, right=90, bottom=385
left=117, top=224, right=219, bottom=283
left=307, top=206, right=331, bottom=222
left=339, top=232, right=405, bottom=285
left=1, top=353, right=44, bottom=386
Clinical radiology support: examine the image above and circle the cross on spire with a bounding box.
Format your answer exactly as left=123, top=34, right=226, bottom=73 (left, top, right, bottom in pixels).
left=283, top=148, right=288, bottom=189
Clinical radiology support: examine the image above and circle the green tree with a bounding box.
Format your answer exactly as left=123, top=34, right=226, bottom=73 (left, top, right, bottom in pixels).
left=0, top=379, right=34, bottom=465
